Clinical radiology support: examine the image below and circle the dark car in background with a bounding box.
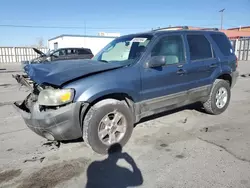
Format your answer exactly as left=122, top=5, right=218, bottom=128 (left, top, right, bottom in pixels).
left=21, top=47, right=94, bottom=68
left=47, top=47, right=94, bottom=61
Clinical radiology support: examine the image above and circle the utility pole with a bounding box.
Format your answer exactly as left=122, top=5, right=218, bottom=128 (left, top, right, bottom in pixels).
left=219, top=8, right=225, bottom=30
left=84, top=21, right=86, bottom=35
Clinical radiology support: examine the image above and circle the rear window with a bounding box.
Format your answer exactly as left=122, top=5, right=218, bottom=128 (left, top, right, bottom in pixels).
left=78, top=49, right=92, bottom=55
left=211, top=34, right=233, bottom=56
left=187, top=34, right=213, bottom=61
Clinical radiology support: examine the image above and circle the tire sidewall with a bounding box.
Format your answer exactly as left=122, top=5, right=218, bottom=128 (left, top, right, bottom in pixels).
left=210, top=80, right=231, bottom=115
left=84, top=101, right=134, bottom=154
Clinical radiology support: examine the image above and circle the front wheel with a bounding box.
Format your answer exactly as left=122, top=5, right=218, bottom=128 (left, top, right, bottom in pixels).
left=203, top=79, right=231, bottom=115
left=82, top=99, right=134, bottom=154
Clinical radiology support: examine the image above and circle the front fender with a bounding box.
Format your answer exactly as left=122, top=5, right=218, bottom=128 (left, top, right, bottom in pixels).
left=75, top=82, right=140, bottom=103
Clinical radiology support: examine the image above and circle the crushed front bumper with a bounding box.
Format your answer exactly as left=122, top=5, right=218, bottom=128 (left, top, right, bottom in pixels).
left=14, top=100, right=87, bottom=141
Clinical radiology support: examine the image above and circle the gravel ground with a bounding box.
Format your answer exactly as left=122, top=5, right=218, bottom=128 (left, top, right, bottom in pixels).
left=0, top=62, right=250, bottom=188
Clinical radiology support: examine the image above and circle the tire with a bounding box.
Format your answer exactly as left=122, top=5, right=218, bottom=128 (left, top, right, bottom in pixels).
left=82, top=99, right=134, bottom=154
left=203, top=79, right=231, bottom=115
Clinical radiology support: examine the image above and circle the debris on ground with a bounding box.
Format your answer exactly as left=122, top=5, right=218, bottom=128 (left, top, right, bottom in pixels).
left=40, top=157, right=45, bottom=163
left=23, top=156, right=46, bottom=163
left=240, top=74, right=250, bottom=78
left=6, top=148, right=13, bottom=151
left=182, top=118, right=188, bottom=123
left=23, top=157, right=37, bottom=163
left=200, top=127, right=209, bottom=132
left=42, top=141, right=61, bottom=148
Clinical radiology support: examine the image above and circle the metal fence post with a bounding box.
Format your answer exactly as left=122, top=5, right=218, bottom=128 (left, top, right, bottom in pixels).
left=247, top=39, right=250, bottom=61
left=13, top=47, right=17, bottom=63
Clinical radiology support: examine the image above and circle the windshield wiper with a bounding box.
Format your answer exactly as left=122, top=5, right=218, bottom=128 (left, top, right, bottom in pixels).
left=99, top=60, right=109, bottom=63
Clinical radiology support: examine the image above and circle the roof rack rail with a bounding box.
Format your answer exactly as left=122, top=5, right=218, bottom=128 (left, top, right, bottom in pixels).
left=199, top=28, right=219, bottom=31
left=153, top=26, right=189, bottom=31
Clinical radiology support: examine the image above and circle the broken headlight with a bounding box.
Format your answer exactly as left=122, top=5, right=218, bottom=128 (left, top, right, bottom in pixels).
left=38, top=88, right=74, bottom=106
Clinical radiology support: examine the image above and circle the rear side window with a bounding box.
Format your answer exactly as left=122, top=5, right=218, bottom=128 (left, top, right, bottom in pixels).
left=78, top=49, right=92, bottom=55
left=211, top=34, right=233, bottom=56
left=187, top=35, right=212, bottom=61
left=67, top=49, right=77, bottom=55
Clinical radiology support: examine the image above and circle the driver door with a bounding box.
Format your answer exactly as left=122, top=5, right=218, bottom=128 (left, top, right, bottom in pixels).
left=140, top=34, right=189, bottom=112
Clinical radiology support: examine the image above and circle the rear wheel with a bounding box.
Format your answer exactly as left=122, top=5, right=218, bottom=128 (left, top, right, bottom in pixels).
left=82, top=99, right=134, bottom=154
left=203, top=79, right=231, bottom=115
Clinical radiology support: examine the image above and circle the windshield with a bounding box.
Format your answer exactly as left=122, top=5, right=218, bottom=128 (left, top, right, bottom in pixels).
left=93, top=35, right=153, bottom=65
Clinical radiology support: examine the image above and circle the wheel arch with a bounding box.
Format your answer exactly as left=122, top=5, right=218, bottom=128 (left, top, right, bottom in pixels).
left=81, top=92, right=137, bottom=128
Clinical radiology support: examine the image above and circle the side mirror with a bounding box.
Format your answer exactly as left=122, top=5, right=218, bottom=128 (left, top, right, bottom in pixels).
left=146, top=56, right=166, bottom=68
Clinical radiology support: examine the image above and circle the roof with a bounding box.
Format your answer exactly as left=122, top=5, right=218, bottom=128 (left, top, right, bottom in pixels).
left=55, top=47, right=91, bottom=50
left=149, top=26, right=250, bottom=39
left=49, top=34, right=117, bottom=41
left=116, top=28, right=224, bottom=40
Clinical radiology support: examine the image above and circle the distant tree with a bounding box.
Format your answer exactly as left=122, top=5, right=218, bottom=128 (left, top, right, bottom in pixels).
left=31, top=37, right=45, bottom=48
left=37, top=37, right=44, bottom=48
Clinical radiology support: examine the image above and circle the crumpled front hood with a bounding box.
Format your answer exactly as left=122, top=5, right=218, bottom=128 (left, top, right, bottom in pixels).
left=24, top=59, right=124, bottom=86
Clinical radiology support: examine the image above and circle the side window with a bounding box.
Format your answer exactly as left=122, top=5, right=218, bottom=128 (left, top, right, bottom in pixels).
left=151, top=35, right=185, bottom=65
left=54, top=49, right=66, bottom=56
left=187, top=35, right=212, bottom=61
left=52, top=50, right=59, bottom=57
left=67, top=49, right=77, bottom=55
left=211, top=34, right=233, bottom=56
left=78, top=49, right=92, bottom=55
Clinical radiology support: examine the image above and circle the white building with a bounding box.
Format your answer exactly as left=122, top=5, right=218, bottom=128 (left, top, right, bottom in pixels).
left=48, top=32, right=120, bottom=55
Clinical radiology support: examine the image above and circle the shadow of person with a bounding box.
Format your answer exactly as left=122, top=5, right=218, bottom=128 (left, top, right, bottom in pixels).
left=85, top=143, right=143, bottom=188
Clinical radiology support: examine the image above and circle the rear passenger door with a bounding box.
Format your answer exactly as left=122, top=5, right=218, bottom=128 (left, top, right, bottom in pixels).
left=185, top=34, right=218, bottom=89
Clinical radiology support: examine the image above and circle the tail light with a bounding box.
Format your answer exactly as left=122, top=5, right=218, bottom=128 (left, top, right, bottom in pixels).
left=90, top=54, right=94, bottom=59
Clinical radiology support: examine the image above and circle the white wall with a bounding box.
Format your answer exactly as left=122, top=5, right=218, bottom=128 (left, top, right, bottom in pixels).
left=48, top=36, right=116, bottom=55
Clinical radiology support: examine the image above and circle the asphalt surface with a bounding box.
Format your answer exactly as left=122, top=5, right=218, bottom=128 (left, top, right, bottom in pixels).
left=0, top=62, right=250, bottom=188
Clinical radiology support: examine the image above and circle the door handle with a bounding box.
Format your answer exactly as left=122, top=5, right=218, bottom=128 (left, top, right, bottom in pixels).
left=210, top=64, right=218, bottom=68
left=177, top=69, right=186, bottom=75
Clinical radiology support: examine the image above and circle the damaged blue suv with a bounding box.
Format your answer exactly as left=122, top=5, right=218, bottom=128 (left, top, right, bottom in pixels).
left=14, top=26, right=239, bottom=154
